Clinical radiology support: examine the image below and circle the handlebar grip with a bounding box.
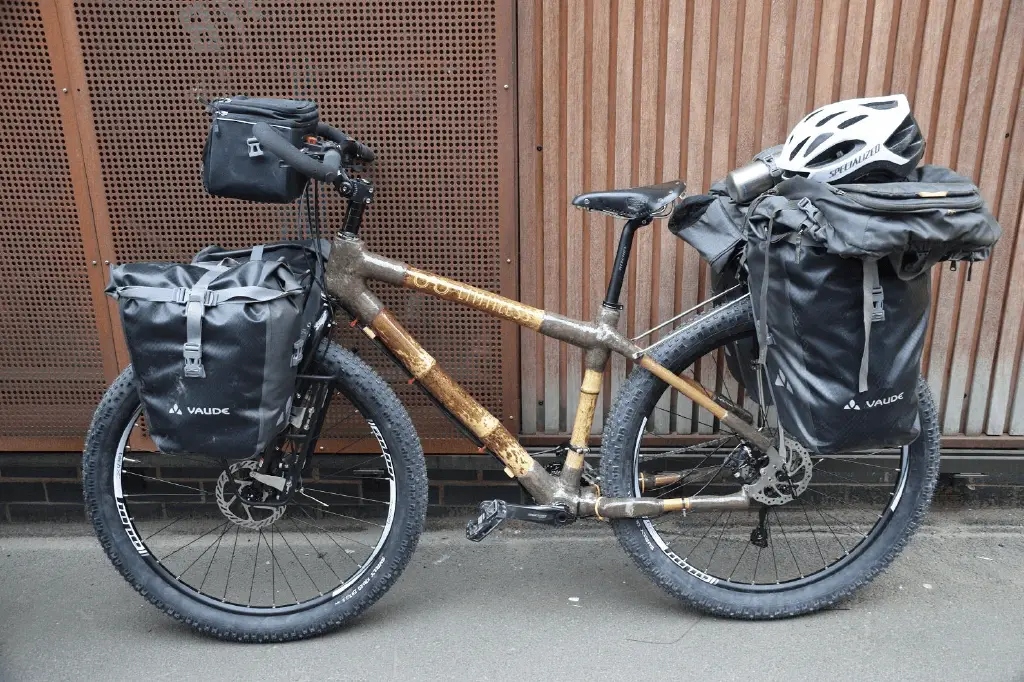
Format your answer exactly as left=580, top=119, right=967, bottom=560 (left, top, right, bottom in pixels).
left=348, top=140, right=375, bottom=163
left=314, top=122, right=375, bottom=163
left=253, top=122, right=334, bottom=182
left=315, top=122, right=348, bottom=145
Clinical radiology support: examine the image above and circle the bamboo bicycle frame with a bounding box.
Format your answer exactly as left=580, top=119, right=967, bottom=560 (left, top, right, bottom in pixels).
left=324, top=230, right=769, bottom=519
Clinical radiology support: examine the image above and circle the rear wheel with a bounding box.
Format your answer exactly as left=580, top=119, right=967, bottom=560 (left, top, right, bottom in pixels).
left=83, top=342, right=427, bottom=641
left=601, top=298, right=940, bottom=618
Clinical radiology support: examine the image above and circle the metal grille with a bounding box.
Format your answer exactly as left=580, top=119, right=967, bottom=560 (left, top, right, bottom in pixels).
left=0, top=1, right=107, bottom=439
left=72, top=0, right=507, bottom=443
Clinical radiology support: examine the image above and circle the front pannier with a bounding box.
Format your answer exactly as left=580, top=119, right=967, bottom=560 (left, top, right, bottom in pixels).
left=202, top=96, right=319, bottom=203
left=106, top=242, right=327, bottom=458
left=744, top=167, right=999, bottom=454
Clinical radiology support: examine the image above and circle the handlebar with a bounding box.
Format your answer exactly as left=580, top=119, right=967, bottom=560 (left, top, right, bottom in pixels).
left=253, top=122, right=340, bottom=182
left=252, top=121, right=375, bottom=185
left=315, top=123, right=375, bottom=163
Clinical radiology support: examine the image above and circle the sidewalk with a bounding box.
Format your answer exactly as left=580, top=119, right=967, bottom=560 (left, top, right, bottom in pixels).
left=1, top=509, right=1023, bottom=682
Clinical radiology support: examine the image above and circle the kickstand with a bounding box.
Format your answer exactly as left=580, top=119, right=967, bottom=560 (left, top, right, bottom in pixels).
left=750, top=505, right=770, bottom=548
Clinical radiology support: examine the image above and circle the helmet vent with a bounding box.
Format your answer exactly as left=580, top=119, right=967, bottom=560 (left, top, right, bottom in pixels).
left=804, top=132, right=833, bottom=158
left=837, top=114, right=868, bottom=129
left=789, top=136, right=809, bottom=160
left=801, top=107, right=825, bottom=124
left=862, top=99, right=898, bottom=110
left=815, top=111, right=845, bottom=127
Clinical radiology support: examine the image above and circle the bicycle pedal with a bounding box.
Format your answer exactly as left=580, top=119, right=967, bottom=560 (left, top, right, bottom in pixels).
left=466, top=500, right=508, bottom=542
left=465, top=500, right=574, bottom=542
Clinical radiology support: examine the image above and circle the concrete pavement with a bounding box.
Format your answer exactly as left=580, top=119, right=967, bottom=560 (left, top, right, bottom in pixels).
left=2, top=508, right=1023, bottom=682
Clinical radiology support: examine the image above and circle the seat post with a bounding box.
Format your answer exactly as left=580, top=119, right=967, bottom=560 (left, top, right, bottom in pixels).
left=603, top=216, right=650, bottom=309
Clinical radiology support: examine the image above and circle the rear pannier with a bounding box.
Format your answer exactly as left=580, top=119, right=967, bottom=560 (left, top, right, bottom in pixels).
left=744, top=167, right=999, bottom=453
left=202, top=96, right=319, bottom=203
left=106, top=241, right=328, bottom=458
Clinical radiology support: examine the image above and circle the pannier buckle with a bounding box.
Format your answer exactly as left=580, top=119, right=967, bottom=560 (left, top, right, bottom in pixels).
left=247, top=137, right=264, bottom=158
left=183, top=342, right=206, bottom=378
left=871, top=286, right=885, bottom=322
left=174, top=288, right=219, bottom=306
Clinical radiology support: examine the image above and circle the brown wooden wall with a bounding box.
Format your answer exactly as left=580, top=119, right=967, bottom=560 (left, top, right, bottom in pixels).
left=516, top=0, right=1024, bottom=444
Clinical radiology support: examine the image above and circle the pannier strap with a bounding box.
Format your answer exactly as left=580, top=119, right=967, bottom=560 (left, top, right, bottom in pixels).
left=859, top=259, right=884, bottom=393
left=111, top=276, right=301, bottom=379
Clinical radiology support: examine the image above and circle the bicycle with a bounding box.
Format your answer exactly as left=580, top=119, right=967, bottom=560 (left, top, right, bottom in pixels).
left=83, top=119, right=940, bottom=641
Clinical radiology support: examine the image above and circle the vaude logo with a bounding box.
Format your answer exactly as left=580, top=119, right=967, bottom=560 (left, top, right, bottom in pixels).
left=844, top=392, right=904, bottom=410
left=168, top=403, right=230, bottom=416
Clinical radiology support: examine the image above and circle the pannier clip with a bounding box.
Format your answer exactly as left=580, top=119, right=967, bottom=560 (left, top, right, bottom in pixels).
left=246, top=137, right=264, bottom=158
left=183, top=342, right=206, bottom=378
left=173, top=288, right=219, bottom=306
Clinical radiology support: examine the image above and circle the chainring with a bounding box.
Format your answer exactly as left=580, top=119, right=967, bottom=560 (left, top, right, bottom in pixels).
left=215, top=460, right=286, bottom=530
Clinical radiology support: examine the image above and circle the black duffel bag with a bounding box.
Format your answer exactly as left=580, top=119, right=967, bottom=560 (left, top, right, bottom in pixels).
left=106, top=241, right=328, bottom=458
left=202, top=96, right=319, bottom=203
left=744, top=167, right=1000, bottom=453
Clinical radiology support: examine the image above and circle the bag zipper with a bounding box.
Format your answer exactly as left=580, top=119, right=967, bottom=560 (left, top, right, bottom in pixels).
left=828, top=185, right=984, bottom=212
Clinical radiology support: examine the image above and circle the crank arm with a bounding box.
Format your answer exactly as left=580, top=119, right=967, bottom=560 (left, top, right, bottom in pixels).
left=577, top=489, right=751, bottom=519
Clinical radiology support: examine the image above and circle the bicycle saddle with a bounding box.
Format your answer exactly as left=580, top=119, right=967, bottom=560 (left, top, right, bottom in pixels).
left=571, top=180, right=685, bottom=220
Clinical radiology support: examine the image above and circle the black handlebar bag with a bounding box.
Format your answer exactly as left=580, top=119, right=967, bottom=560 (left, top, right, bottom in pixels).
left=202, top=96, right=319, bottom=203
left=106, top=242, right=326, bottom=458
left=744, top=167, right=1000, bottom=454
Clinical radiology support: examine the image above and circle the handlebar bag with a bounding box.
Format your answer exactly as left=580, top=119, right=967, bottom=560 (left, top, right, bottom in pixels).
left=105, top=241, right=328, bottom=458
left=743, top=169, right=999, bottom=454
left=202, top=96, right=319, bottom=203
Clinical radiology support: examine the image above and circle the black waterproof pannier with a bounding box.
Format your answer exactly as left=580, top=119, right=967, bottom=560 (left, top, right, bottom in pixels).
left=202, top=96, right=319, bottom=203
left=744, top=167, right=999, bottom=453
left=106, top=241, right=328, bottom=458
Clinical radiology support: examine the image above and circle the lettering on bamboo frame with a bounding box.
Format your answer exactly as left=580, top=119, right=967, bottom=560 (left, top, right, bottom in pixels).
left=408, top=272, right=542, bottom=326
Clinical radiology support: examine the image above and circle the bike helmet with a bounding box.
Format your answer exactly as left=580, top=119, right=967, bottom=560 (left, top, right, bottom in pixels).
left=777, top=94, right=926, bottom=183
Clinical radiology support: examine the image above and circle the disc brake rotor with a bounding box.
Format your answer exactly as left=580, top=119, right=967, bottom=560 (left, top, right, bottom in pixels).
left=744, top=436, right=812, bottom=505
left=215, top=460, right=286, bottom=530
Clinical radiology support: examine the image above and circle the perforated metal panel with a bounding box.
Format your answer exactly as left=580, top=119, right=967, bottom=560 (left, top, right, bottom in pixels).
left=72, top=0, right=512, bottom=444
left=0, top=1, right=107, bottom=440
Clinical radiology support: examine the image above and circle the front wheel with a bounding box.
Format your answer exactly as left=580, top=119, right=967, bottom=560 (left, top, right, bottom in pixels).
left=83, top=342, right=427, bottom=641
left=601, top=297, right=940, bottom=618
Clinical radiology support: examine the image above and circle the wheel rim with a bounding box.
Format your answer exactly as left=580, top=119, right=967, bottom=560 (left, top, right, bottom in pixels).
left=631, top=334, right=915, bottom=592
left=111, top=396, right=397, bottom=615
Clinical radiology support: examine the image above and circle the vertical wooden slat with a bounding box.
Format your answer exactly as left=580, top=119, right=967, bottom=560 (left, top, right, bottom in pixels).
left=863, top=0, right=896, bottom=96
left=787, top=0, right=818, bottom=129
left=839, top=0, right=869, bottom=98
left=588, top=1, right=611, bottom=433
left=632, top=0, right=661, bottom=344
left=564, top=0, right=585, bottom=430
left=759, top=0, right=791, bottom=149
left=735, top=0, right=765, bottom=164
left=652, top=0, right=686, bottom=435
left=672, top=0, right=714, bottom=434
left=813, top=0, right=843, bottom=106
left=517, top=0, right=539, bottom=434
left=609, top=0, right=637, bottom=403
left=541, top=0, right=562, bottom=433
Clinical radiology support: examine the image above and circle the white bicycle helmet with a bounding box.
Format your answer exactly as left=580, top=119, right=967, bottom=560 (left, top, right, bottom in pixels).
left=777, top=94, right=925, bottom=183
